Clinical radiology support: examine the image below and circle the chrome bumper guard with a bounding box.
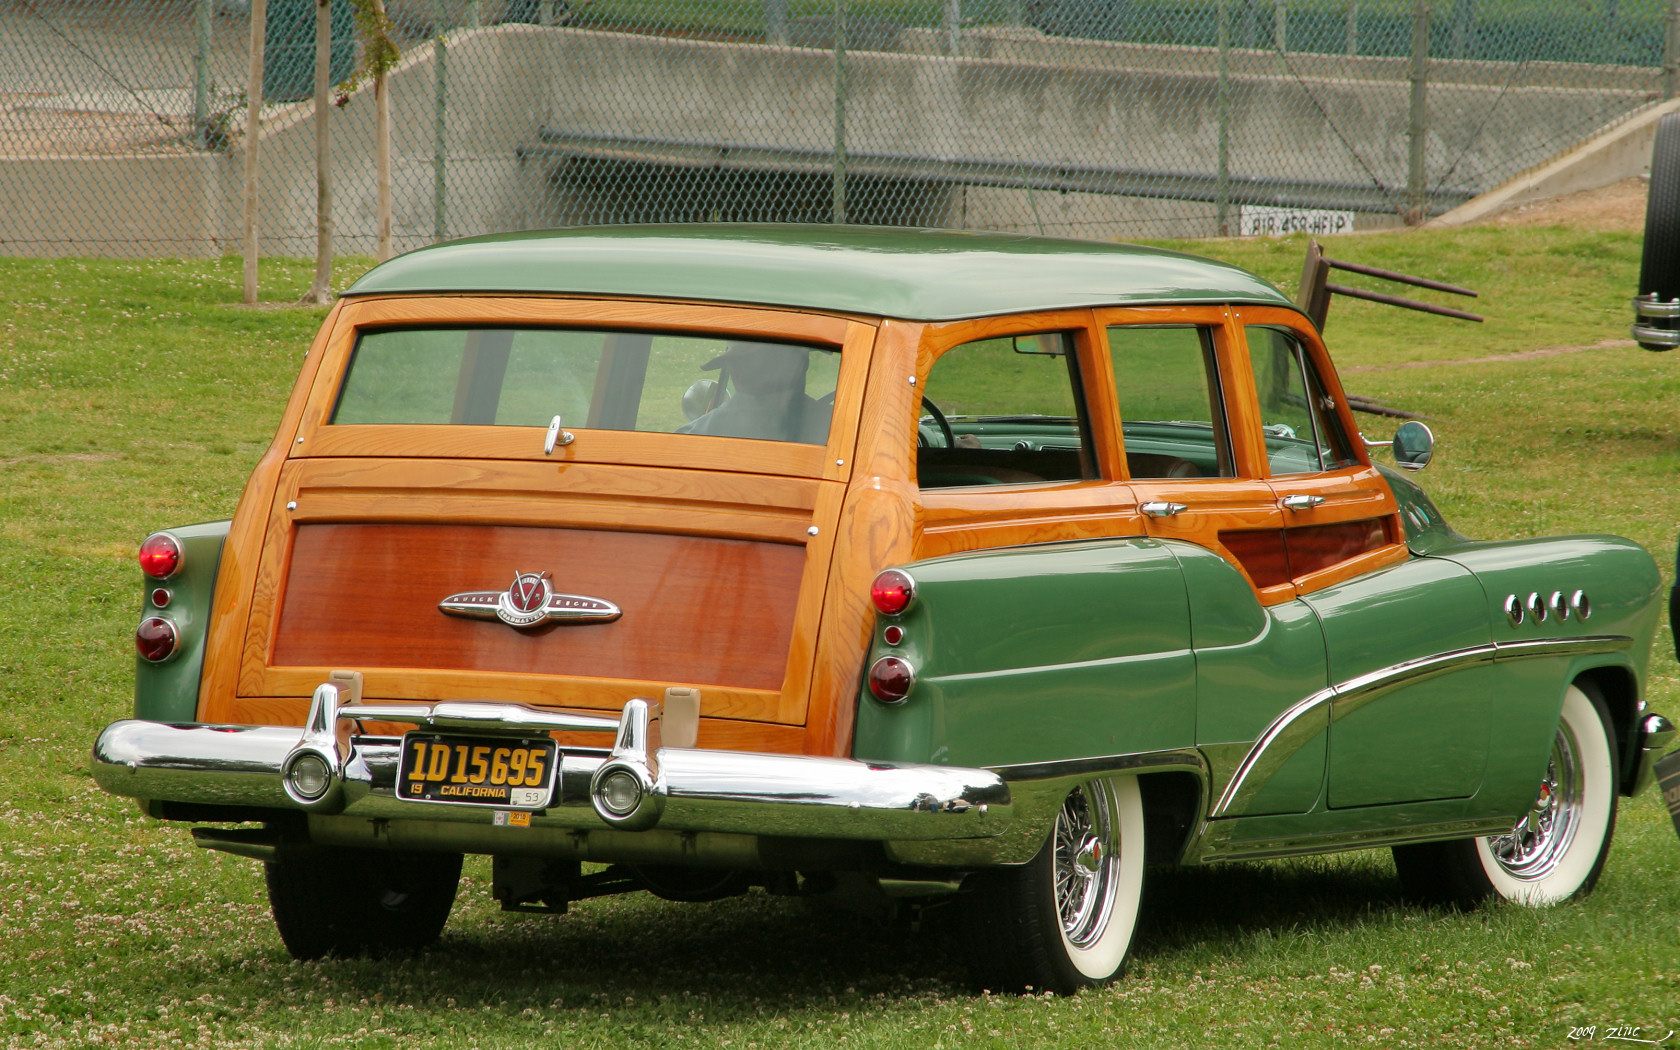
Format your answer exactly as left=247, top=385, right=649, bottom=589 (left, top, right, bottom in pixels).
left=1632, top=294, right=1680, bottom=350
left=91, top=682, right=1012, bottom=845
left=1631, top=710, right=1677, bottom=796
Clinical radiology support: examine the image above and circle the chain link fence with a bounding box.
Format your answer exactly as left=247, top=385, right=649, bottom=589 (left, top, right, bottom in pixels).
left=1, top=0, right=1673, bottom=256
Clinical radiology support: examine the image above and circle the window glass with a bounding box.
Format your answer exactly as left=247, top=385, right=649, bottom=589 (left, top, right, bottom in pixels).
left=1246, top=326, right=1358, bottom=474
left=1107, top=325, right=1233, bottom=479
left=333, top=327, right=838, bottom=445
left=917, top=332, right=1093, bottom=489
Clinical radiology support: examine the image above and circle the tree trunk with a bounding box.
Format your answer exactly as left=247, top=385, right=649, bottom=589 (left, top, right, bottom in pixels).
left=302, top=0, right=335, bottom=305
left=243, top=0, right=268, bottom=304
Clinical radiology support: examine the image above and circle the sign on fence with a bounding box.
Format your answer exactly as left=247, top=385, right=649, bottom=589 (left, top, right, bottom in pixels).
left=1240, top=206, right=1355, bottom=237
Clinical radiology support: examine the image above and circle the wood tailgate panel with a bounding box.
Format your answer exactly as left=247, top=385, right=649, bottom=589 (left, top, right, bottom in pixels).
left=271, top=523, right=806, bottom=691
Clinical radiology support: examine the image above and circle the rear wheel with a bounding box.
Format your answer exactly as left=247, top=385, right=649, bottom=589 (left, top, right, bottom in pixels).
left=962, top=776, right=1144, bottom=994
left=1393, top=684, right=1616, bottom=908
left=265, top=847, right=462, bottom=960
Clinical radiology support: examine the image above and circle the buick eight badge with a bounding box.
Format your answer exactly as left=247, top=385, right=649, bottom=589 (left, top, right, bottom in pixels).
left=439, top=571, right=621, bottom=628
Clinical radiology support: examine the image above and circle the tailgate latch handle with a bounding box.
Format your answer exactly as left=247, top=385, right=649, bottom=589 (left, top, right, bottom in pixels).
left=544, top=414, right=575, bottom=455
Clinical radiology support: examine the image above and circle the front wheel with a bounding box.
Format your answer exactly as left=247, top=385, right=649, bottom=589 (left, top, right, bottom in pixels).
left=1393, top=684, right=1617, bottom=908
left=265, top=847, right=462, bottom=960
left=961, top=776, right=1145, bottom=994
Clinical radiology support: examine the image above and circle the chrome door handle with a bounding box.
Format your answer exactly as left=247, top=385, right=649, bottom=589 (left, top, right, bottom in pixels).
left=1141, top=501, right=1188, bottom=518
left=1281, top=494, right=1325, bottom=511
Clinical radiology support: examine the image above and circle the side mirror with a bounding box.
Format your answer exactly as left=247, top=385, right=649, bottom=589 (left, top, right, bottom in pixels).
left=682, top=379, right=720, bottom=422
left=1392, top=420, right=1435, bottom=471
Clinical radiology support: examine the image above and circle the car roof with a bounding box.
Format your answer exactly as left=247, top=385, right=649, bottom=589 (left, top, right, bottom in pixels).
left=341, top=224, right=1298, bottom=322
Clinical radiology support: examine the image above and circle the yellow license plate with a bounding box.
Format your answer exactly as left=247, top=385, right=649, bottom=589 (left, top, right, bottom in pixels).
left=397, top=733, right=558, bottom=809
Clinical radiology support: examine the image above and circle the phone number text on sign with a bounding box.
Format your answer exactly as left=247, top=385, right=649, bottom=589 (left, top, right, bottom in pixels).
left=1241, top=206, right=1355, bottom=237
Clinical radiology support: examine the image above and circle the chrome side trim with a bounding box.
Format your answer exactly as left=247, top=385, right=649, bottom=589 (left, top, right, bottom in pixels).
left=989, top=747, right=1208, bottom=784
left=1189, top=814, right=1518, bottom=863
left=1210, top=635, right=1632, bottom=820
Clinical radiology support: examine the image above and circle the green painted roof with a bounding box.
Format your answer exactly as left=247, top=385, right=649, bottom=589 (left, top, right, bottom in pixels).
left=342, top=224, right=1296, bottom=321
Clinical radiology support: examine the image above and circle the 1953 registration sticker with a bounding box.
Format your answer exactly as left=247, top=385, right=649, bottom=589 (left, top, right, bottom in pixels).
left=398, top=732, right=558, bottom=809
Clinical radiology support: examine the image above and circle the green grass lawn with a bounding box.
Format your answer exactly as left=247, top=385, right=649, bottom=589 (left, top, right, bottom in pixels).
left=2, top=232, right=1679, bottom=1049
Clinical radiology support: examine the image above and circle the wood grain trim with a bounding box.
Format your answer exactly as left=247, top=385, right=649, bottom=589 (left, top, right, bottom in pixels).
left=338, top=295, right=857, bottom=343
left=1226, top=304, right=1376, bottom=476
left=1292, top=541, right=1411, bottom=596
left=802, top=319, right=921, bottom=757
left=282, top=458, right=822, bottom=543
left=228, top=696, right=806, bottom=753
left=300, top=424, right=835, bottom=477
left=242, top=670, right=786, bottom=722
left=198, top=300, right=345, bottom=724
left=918, top=482, right=1147, bottom=559
left=1088, top=305, right=1257, bottom=481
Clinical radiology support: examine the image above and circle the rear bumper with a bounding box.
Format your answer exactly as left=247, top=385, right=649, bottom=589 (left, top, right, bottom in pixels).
left=92, top=683, right=1013, bottom=856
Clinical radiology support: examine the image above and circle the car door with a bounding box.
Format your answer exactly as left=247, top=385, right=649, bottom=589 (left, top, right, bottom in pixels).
left=1096, top=305, right=1328, bottom=816
left=1234, top=309, right=1496, bottom=808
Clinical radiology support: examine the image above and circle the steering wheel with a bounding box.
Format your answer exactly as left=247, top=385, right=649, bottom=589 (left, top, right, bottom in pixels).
left=919, top=396, right=954, bottom=448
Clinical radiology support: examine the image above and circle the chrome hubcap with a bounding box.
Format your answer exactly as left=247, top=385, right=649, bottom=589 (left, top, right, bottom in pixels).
left=1486, top=722, right=1582, bottom=880
left=1054, top=783, right=1120, bottom=949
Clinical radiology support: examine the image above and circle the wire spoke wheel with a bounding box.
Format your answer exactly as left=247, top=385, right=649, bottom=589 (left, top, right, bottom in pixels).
left=1484, top=722, right=1583, bottom=881
left=1053, top=784, right=1120, bottom=950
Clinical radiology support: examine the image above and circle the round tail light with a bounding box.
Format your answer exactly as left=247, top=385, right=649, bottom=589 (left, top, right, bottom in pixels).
left=868, top=655, right=915, bottom=703
left=138, top=533, right=182, bottom=580
left=871, top=569, right=916, bottom=616
left=135, top=616, right=179, bottom=663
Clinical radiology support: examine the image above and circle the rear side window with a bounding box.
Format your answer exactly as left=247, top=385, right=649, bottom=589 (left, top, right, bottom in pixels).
left=1245, top=326, right=1358, bottom=474
left=1107, top=324, right=1233, bottom=479
left=333, top=327, right=840, bottom=445
left=917, top=332, right=1095, bottom=489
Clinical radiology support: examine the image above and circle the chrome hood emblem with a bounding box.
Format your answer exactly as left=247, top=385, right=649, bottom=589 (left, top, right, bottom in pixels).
left=439, top=571, right=621, bottom=629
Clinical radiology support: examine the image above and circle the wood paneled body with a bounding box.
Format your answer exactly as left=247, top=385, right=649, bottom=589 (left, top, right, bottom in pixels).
left=272, top=523, right=806, bottom=690
left=202, top=295, right=887, bottom=755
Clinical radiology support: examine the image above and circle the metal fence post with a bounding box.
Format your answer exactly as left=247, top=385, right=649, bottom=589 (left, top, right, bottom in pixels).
left=766, top=0, right=789, bottom=45
left=194, top=0, right=213, bottom=148
left=1273, top=0, right=1286, bottom=55
left=1666, top=0, right=1680, bottom=100
left=434, top=28, right=448, bottom=242
left=1346, top=0, right=1357, bottom=56
left=833, top=0, right=848, bottom=225
left=1217, top=0, right=1231, bottom=236
left=468, top=0, right=481, bottom=28
left=945, top=0, right=961, bottom=55
left=1407, top=0, right=1431, bottom=224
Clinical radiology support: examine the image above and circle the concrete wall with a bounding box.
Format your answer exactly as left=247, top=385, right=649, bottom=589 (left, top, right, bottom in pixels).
left=0, top=22, right=1656, bottom=255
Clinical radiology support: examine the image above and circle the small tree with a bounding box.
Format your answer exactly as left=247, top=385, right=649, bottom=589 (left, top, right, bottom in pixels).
left=348, top=0, right=400, bottom=261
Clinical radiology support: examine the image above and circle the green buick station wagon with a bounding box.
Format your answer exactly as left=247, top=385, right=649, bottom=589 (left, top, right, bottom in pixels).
left=94, top=225, right=1675, bottom=993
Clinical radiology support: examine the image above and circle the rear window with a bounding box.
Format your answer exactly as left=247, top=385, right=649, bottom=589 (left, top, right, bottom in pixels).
left=333, top=327, right=840, bottom=445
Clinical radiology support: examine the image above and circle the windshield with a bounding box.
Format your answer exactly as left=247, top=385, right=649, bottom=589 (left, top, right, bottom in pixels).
left=333, top=327, right=840, bottom=445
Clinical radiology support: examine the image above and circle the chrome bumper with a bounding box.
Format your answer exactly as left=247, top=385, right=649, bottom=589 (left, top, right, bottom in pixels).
left=92, top=682, right=1012, bottom=850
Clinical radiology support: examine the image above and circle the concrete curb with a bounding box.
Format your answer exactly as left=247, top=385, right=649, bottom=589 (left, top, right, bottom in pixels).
left=1429, top=97, right=1680, bottom=227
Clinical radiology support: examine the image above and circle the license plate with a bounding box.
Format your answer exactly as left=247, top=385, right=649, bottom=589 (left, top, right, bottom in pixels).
left=1657, top=749, right=1680, bottom=841
left=396, top=732, right=558, bottom=809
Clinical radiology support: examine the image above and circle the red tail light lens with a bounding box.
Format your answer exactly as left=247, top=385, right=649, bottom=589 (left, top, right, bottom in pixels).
left=135, top=616, right=179, bottom=663
left=870, top=569, right=916, bottom=615
left=138, top=533, right=182, bottom=580
left=868, top=655, right=915, bottom=703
